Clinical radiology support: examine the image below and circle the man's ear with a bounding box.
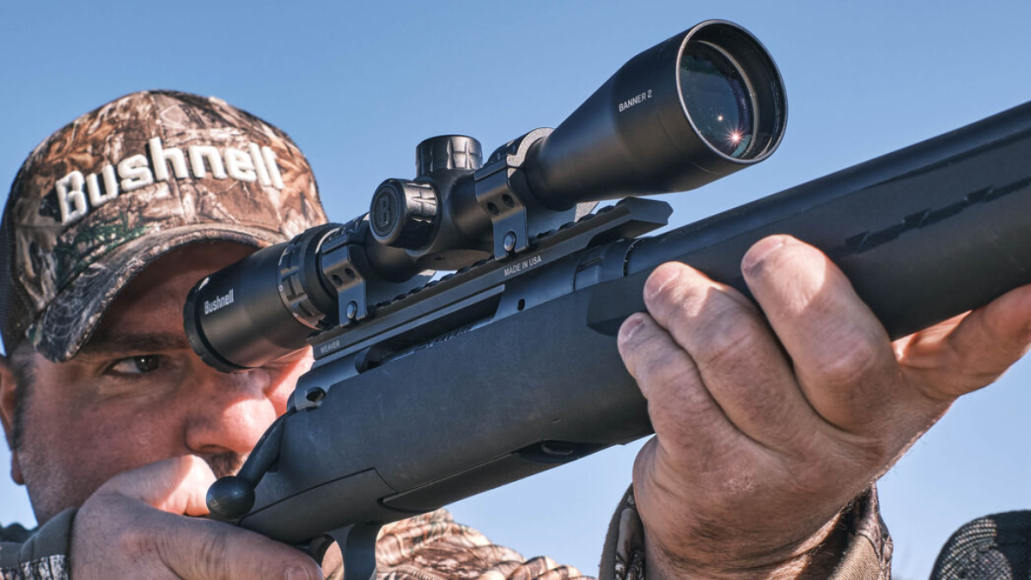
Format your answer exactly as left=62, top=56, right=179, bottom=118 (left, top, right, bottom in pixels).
left=0, top=356, right=25, bottom=485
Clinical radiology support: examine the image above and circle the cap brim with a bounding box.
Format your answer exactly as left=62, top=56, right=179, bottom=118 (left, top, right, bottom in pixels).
left=30, top=223, right=286, bottom=362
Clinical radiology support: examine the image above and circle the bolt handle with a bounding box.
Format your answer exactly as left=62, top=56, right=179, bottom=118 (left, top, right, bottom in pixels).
left=207, top=475, right=256, bottom=520
left=206, top=412, right=288, bottom=521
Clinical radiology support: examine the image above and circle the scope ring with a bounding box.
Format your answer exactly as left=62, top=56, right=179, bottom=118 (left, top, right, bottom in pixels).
left=277, top=225, right=341, bottom=330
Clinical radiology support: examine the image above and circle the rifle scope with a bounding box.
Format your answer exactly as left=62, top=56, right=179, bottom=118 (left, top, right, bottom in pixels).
left=184, top=20, right=786, bottom=372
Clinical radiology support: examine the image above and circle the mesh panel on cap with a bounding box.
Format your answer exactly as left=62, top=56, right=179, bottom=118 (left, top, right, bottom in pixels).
left=0, top=186, right=34, bottom=354
left=930, top=511, right=1031, bottom=580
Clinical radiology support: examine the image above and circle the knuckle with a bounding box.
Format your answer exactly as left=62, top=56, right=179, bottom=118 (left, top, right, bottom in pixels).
left=197, top=528, right=232, bottom=574
left=838, top=433, right=896, bottom=473
left=113, top=523, right=159, bottom=560
left=697, top=324, right=758, bottom=370
left=787, top=438, right=881, bottom=498
left=913, top=345, right=972, bottom=402
left=809, top=334, right=887, bottom=390
left=618, top=326, right=660, bottom=381
left=636, top=346, right=691, bottom=391
left=220, top=527, right=310, bottom=579
left=689, top=301, right=766, bottom=370
left=789, top=464, right=827, bottom=497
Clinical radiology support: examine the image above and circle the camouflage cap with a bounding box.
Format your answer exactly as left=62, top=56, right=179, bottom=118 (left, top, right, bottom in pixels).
left=0, top=90, right=328, bottom=362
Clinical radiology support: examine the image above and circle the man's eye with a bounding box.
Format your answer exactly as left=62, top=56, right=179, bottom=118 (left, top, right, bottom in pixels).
left=108, top=355, right=162, bottom=375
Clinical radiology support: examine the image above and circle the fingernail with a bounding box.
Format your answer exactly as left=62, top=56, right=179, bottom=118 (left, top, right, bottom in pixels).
left=643, top=264, right=681, bottom=302
left=286, top=567, right=313, bottom=580
left=742, top=236, right=787, bottom=275
left=619, top=315, right=645, bottom=345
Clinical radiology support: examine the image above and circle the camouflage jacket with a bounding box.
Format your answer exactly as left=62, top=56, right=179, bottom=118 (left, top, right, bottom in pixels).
left=0, top=488, right=895, bottom=580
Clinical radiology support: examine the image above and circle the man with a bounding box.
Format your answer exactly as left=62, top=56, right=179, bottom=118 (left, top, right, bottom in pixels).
left=1, top=90, right=1028, bottom=580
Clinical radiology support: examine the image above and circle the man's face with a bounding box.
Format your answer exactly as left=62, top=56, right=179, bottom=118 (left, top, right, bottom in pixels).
left=0, top=242, right=313, bottom=523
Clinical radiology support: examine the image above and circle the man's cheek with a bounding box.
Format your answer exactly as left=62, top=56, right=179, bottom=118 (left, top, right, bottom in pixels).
left=58, top=406, right=176, bottom=477
left=267, top=381, right=293, bottom=417
left=263, top=364, right=309, bottom=416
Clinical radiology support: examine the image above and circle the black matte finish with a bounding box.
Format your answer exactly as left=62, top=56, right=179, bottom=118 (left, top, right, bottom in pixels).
left=523, top=20, right=785, bottom=210
left=187, top=16, right=1031, bottom=555
left=369, top=179, right=438, bottom=249
left=185, top=21, right=786, bottom=368
left=235, top=100, right=1031, bottom=546
left=241, top=287, right=651, bottom=542
left=185, top=220, right=428, bottom=369
left=626, top=100, right=1031, bottom=340
left=206, top=476, right=255, bottom=521
left=416, top=136, right=483, bottom=176
left=184, top=239, right=314, bottom=372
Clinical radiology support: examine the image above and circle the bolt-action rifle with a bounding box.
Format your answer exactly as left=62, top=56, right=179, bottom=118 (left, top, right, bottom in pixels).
left=183, top=20, right=1031, bottom=580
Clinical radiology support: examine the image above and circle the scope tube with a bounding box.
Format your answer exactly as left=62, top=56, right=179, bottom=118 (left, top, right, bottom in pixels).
left=184, top=20, right=789, bottom=372
left=184, top=225, right=342, bottom=372
left=523, top=20, right=786, bottom=210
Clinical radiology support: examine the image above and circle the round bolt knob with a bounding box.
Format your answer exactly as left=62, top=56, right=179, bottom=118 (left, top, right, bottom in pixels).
left=370, top=180, right=438, bottom=250
left=206, top=475, right=256, bottom=521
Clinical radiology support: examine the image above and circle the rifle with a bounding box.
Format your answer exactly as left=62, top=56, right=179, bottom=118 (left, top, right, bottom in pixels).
left=183, top=19, right=1031, bottom=580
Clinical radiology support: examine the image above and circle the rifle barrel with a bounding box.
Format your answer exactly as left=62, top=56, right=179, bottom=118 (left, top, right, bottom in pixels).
left=627, top=100, right=1031, bottom=339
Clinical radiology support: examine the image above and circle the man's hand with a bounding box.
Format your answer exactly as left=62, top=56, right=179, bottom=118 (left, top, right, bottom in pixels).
left=617, top=235, right=1031, bottom=580
left=71, top=456, right=324, bottom=580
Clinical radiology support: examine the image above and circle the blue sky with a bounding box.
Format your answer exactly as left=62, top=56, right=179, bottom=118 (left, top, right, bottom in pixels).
left=3, top=1, right=1031, bottom=577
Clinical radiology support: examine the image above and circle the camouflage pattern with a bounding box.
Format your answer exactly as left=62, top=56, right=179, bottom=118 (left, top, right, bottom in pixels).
left=368, top=509, right=589, bottom=580
left=0, top=489, right=897, bottom=580
left=608, top=492, right=645, bottom=580
left=0, top=508, right=591, bottom=580
left=0, top=90, right=327, bottom=361
left=0, top=556, right=66, bottom=580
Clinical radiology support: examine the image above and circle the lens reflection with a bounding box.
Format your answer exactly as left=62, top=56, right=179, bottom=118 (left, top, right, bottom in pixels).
left=680, top=41, right=755, bottom=158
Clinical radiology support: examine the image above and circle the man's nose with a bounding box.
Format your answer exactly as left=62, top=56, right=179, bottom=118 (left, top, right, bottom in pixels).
left=182, top=365, right=285, bottom=458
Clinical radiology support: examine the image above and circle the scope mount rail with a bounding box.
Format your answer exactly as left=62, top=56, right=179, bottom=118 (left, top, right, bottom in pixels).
left=297, top=197, right=672, bottom=410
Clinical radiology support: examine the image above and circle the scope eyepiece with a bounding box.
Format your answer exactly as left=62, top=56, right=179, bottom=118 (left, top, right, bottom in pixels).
left=184, top=225, right=342, bottom=372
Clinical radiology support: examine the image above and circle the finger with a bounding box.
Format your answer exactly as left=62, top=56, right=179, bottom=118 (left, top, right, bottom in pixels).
left=161, top=517, right=323, bottom=580
left=618, top=312, right=745, bottom=465
left=97, top=456, right=214, bottom=516
left=638, top=262, right=822, bottom=454
left=899, top=282, right=1031, bottom=399
left=75, top=466, right=323, bottom=580
left=741, top=236, right=899, bottom=433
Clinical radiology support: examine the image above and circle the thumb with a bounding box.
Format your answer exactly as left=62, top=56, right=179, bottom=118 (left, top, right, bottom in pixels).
left=900, top=283, right=1031, bottom=400
left=95, top=455, right=214, bottom=516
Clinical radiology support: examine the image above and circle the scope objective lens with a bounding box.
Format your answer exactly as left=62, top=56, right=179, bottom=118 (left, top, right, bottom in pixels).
left=679, top=41, right=756, bottom=159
